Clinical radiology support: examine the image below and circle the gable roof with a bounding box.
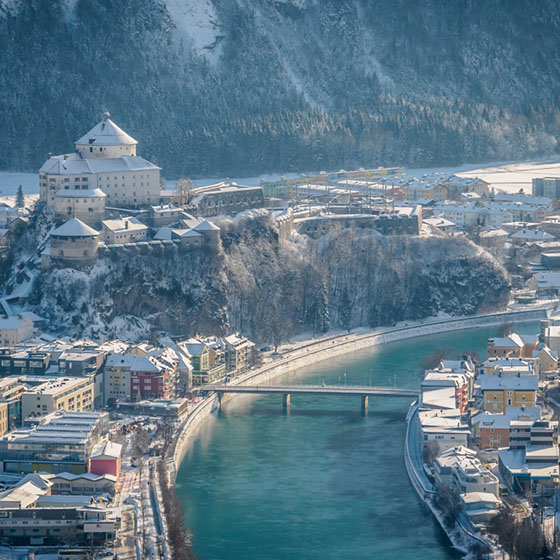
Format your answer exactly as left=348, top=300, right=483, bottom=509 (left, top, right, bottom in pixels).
left=76, top=113, right=137, bottom=146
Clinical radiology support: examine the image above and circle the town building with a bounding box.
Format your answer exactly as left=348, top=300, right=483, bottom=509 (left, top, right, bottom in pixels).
left=179, top=338, right=226, bottom=385
left=0, top=411, right=108, bottom=474
left=533, top=177, right=560, bottom=198
left=47, top=472, right=116, bottom=496
left=21, top=377, right=94, bottom=419
left=0, top=474, right=120, bottom=546
left=530, top=272, right=560, bottom=297
left=40, top=112, right=161, bottom=211
left=43, top=218, right=100, bottom=268
left=54, top=187, right=106, bottom=226
left=434, top=446, right=499, bottom=497
left=101, top=216, right=148, bottom=244
left=479, top=374, right=538, bottom=413
left=421, top=371, right=469, bottom=413
left=224, top=333, right=257, bottom=374
left=482, top=357, right=534, bottom=377
left=471, top=406, right=542, bottom=449
left=509, top=418, right=558, bottom=449
left=499, top=445, right=559, bottom=498
left=0, top=377, right=25, bottom=430
left=487, top=333, right=538, bottom=358
left=0, top=316, right=33, bottom=346
left=89, top=440, right=122, bottom=480
left=117, top=398, right=190, bottom=420
left=0, top=401, right=8, bottom=437
left=402, top=179, right=448, bottom=202
left=188, top=182, right=265, bottom=217
left=441, top=176, right=490, bottom=199
left=460, top=493, right=502, bottom=525
left=104, top=351, right=176, bottom=406
left=150, top=204, right=187, bottom=227
left=418, top=408, right=470, bottom=452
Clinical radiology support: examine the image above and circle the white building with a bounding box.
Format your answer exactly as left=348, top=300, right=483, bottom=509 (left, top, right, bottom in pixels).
left=40, top=112, right=161, bottom=211
left=0, top=316, right=34, bottom=346
left=434, top=446, right=499, bottom=497
left=101, top=216, right=148, bottom=244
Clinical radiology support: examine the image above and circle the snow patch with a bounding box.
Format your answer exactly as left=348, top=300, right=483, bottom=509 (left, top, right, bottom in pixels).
left=163, top=0, right=223, bottom=65
left=0, top=0, right=20, bottom=17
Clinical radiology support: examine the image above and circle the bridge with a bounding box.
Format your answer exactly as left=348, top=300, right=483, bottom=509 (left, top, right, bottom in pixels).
left=203, top=384, right=420, bottom=413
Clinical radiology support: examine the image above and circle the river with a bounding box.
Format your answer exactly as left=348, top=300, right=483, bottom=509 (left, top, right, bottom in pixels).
left=175, top=322, right=539, bottom=559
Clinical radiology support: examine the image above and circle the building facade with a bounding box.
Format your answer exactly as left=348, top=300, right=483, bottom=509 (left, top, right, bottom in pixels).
left=40, top=112, right=161, bottom=211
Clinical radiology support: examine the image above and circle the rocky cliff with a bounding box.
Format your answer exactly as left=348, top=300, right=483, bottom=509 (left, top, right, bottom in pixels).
left=26, top=214, right=510, bottom=343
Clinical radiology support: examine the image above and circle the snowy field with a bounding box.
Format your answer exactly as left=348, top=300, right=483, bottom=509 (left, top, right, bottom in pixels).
left=0, top=172, right=38, bottom=196
left=5, top=156, right=560, bottom=197
left=455, top=158, right=560, bottom=194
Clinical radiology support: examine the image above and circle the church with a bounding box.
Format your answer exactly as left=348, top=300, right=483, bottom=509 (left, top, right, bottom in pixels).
left=39, top=113, right=161, bottom=223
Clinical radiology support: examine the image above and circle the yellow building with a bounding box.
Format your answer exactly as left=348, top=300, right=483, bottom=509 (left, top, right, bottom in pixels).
left=404, top=180, right=448, bottom=202
left=0, top=402, right=8, bottom=436
left=21, top=377, right=94, bottom=419
left=480, top=374, right=538, bottom=413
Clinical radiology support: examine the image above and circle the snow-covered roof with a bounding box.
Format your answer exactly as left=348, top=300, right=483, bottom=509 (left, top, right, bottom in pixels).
left=50, top=218, right=99, bottom=238
left=194, top=219, right=220, bottom=232
left=105, top=353, right=157, bottom=372
left=90, top=440, right=122, bottom=460
left=75, top=113, right=137, bottom=146
left=55, top=188, right=106, bottom=198
left=102, top=217, right=148, bottom=233
left=40, top=154, right=160, bottom=175
left=532, top=272, right=560, bottom=288
left=49, top=472, right=117, bottom=483
left=0, top=316, right=31, bottom=330
left=479, top=228, right=509, bottom=238
left=153, top=227, right=173, bottom=241
left=174, top=229, right=203, bottom=238
left=488, top=333, right=524, bottom=348
left=423, top=217, right=455, bottom=228
left=479, top=374, right=538, bottom=391
left=511, top=229, right=554, bottom=240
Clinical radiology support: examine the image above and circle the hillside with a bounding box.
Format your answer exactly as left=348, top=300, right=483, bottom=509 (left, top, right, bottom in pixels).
left=1, top=0, right=560, bottom=177
left=22, top=213, right=510, bottom=343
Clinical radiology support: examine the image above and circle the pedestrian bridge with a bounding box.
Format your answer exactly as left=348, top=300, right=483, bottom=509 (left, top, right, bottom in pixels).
left=202, top=384, right=420, bottom=412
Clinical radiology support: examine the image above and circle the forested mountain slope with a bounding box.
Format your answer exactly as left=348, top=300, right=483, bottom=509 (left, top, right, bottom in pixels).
left=2, top=0, right=560, bottom=177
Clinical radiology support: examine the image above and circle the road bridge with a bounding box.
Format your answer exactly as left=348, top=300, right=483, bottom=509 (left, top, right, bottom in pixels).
left=201, top=384, right=420, bottom=413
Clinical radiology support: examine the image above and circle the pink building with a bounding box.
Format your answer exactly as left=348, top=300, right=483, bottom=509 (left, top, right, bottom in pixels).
left=89, top=441, right=122, bottom=480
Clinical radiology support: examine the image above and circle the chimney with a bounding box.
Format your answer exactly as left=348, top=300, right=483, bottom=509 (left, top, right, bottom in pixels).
left=64, top=155, right=69, bottom=160
left=125, top=220, right=128, bottom=230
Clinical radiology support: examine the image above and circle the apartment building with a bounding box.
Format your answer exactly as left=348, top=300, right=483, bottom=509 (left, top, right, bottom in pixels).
left=21, top=377, right=94, bottom=419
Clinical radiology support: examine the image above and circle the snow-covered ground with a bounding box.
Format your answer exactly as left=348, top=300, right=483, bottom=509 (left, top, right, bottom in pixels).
left=6, top=154, right=560, bottom=197
left=456, top=156, right=560, bottom=195
left=0, top=172, right=38, bottom=196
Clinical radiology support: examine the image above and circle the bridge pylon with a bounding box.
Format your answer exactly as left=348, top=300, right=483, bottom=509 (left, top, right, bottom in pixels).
left=361, top=395, right=368, bottom=415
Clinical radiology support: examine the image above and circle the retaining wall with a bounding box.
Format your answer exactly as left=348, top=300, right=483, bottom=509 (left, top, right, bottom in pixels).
left=170, top=305, right=552, bottom=479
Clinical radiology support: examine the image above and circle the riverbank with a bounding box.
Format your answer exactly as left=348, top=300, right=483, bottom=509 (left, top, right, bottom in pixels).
left=404, top=404, right=505, bottom=559
left=169, top=304, right=553, bottom=481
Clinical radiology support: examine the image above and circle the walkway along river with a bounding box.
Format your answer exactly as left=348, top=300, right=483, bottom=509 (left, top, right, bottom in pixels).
left=175, top=322, right=539, bottom=560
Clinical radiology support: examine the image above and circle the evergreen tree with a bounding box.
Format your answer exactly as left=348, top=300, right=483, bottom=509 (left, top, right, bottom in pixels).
left=339, top=286, right=352, bottom=332
left=317, top=280, right=329, bottom=334
left=15, top=185, right=24, bottom=209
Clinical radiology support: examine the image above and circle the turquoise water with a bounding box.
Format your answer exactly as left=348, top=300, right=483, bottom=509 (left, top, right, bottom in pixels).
left=176, top=323, right=539, bottom=560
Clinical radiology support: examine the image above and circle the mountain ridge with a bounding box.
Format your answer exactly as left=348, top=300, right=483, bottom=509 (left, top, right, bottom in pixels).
left=2, top=0, right=560, bottom=177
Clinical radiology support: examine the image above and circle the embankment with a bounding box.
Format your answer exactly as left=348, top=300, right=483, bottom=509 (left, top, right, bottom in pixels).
left=169, top=304, right=551, bottom=480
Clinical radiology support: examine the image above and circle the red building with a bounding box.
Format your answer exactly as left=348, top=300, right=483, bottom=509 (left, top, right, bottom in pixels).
left=89, top=440, right=122, bottom=480
left=130, top=356, right=170, bottom=401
